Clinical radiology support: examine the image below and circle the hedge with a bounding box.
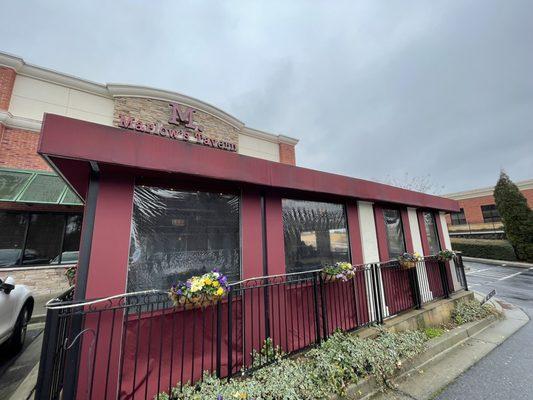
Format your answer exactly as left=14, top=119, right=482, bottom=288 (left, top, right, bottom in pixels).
left=451, top=238, right=517, bottom=261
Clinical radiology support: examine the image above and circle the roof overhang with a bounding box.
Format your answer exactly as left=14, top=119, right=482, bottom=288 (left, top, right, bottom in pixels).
left=38, top=114, right=460, bottom=212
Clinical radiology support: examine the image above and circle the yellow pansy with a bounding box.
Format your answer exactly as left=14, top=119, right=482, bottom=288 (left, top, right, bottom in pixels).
left=212, top=280, right=220, bottom=287
left=204, top=278, right=213, bottom=285
left=216, top=287, right=224, bottom=296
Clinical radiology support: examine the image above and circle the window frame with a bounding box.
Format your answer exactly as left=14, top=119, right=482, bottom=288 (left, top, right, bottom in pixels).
left=422, top=211, right=441, bottom=255
left=481, top=204, right=501, bottom=223
left=281, top=197, right=352, bottom=274
left=382, top=207, right=407, bottom=260
left=450, top=208, right=467, bottom=225
left=0, top=210, right=83, bottom=268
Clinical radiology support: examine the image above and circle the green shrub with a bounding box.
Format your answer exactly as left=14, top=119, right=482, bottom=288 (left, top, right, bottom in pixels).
left=451, top=238, right=517, bottom=261
left=451, top=299, right=495, bottom=325
left=494, top=171, right=533, bottom=262
left=156, top=329, right=428, bottom=400
left=424, top=327, right=444, bottom=339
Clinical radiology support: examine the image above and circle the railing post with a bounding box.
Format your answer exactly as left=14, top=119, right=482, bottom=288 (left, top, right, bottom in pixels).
left=227, top=290, right=233, bottom=381
left=371, top=264, right=384, bottom=324
left=456, top=253, right=469, bottom=291
left=318, top=273, right=329, bottom=339
left=409, top=263, right=423, bottom=309
left=35, top=307, right=61, bottom=400
left=438, top=260, right=450, bottom=298
left=216, top=301, right=222, bottom=378
left=351, top=271, right=360, bottom=327
left=312, top=272, right=322, bottom=344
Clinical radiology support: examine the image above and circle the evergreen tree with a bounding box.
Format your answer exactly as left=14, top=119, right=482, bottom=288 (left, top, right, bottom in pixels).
left=493, top=171, right=533, bottom=262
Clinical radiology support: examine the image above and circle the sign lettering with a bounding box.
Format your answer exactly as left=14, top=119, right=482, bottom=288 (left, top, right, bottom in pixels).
left=117, top=103, right=236, bottom=152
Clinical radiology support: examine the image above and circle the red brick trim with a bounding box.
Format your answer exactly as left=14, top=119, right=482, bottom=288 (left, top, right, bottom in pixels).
left=0, top=67, right=16, bottom=110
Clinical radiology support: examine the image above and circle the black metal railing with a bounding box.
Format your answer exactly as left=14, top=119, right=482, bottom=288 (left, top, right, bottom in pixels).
left=35, top=256, right=467, bottom=400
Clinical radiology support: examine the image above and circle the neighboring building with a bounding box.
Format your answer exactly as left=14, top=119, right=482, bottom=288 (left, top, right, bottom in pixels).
left=0, top=51, right=298, bottom=295
left=445, top=179, right=533, bottom=237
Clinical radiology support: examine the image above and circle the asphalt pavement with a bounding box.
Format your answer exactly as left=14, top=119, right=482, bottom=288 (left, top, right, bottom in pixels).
left=437, top=262, right=533, bottom=400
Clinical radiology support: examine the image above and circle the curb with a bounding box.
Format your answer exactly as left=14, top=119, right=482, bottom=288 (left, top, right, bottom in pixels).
left=463, top=256, right=533, bottom=269
left=338, top=298, right=529, bottom=400
left=30, top=314, right=46, bottom=325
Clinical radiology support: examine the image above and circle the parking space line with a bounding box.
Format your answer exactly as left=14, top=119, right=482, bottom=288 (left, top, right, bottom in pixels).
left=497, top=267, right=533, bottom=282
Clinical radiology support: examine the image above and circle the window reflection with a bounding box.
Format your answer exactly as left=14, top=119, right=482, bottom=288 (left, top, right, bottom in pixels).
left=127, top=186, right=240, bottom=292
left=282, top=199, right=350, bottom=274
left=423, top=212, right=440, bottom=255
left=383, top=209, right=406, bottom=259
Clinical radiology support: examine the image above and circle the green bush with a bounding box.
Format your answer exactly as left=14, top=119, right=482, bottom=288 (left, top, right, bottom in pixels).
left=157, top=329, right=428, bottom=400
left=451, top=299, right=495, bottom=325
left=494, top=171, right=533, bottom=262
left=451, top=238, right=517, bottom=261
left=424, top=327, right=445, bottom=339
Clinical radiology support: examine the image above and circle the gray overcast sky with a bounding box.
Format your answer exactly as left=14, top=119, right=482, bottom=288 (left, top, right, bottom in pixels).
left=1, top=0, right=532, bottom=193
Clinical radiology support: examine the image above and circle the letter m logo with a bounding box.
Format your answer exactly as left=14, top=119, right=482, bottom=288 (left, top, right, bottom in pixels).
left=168, top=103, right=195, bottom=129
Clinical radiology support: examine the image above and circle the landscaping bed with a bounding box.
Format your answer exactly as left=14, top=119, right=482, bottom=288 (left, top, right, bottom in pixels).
left=157, top=299, right=500, bottom=400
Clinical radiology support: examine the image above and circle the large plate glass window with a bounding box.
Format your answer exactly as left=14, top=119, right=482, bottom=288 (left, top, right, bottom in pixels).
left=127, top=186, right=240, bottom=293
left=383, top=208, right=406, bottom=259
left=282, top=199, right=350, bottom=274
left=0, top=211, right=83, bottom=267
left=423, top=211, right=441, bottom=255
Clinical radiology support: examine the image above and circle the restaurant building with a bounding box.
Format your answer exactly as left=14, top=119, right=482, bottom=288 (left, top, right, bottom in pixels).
left=0, top=51, right=297, bottom=296
left=1, top=53, right=469, bottom=399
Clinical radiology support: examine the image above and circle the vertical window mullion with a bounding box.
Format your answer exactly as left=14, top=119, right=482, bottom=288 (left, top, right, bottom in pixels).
left=20, top=212, right=31, bottom=266
left=57, top=214, right=68, bottom=265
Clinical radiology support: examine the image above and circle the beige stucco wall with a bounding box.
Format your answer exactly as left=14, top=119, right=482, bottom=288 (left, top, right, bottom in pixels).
left=9, top=75, right=114, bottom=125
left=238, top=134, right=279, bottom=161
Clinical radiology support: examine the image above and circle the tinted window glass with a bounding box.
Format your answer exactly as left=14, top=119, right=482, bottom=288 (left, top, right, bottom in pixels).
left=128, top=186, right=240, bottom=292
left=59, top=214, right=82, bottom=264
left=423, top=212, right=440, bottom=255
left=383, top=209, right=406, bottom=259
left=19, top=175, right=66, bottom=203
left=481, top=204, right=501, bottom=223
left=282, top=199, right=350, bottom=274
left=23, top=214, right=65, bottom=265
left=450, top=208, right=466, bottom=225
left=0, top=212, right=27, bottom=267
left=0, top=171, right=33, bottom=201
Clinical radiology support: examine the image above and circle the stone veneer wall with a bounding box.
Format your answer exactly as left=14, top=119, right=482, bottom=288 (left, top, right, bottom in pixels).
left=113, top=97, right=239, bottom=151
left=2, top=266, right=71, bottom=297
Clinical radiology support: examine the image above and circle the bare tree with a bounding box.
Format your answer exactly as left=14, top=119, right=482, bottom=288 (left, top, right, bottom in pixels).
left=380, top=173, right=445, bottom=194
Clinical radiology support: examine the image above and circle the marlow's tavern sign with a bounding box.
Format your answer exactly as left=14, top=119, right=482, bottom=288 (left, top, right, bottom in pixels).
left=118, top=102, right=237, bottom=152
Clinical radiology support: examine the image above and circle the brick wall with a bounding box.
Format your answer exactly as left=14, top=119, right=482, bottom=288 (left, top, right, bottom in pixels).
left=3, top=266, right=71, bottom=296
left=0, top=127, right=51, bottom=171
left=448, top=188, right=533, bottom=225
left=279, top=143, right=296, bottom=165
left=0, top=67, right=16, bottom=110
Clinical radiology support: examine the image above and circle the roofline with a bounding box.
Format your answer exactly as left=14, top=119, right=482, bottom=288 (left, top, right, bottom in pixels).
left=39, top=114, right=459, bottom=212
left=0, top=51, right=299, bottom=146
left=445, top=179, right=533, bottom=200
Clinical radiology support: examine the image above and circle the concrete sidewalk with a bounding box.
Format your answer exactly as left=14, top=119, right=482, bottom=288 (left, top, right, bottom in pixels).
left=463, top=256, right=533, bottom=269
left=370, top=298, right=529, bottom=400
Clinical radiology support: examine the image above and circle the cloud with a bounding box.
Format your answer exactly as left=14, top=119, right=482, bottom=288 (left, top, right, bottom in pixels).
left=1, top=0, right=531, bottom=192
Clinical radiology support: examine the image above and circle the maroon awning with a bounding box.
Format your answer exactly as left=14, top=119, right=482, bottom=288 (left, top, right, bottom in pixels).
left=38, top=113, right=460, bottom=212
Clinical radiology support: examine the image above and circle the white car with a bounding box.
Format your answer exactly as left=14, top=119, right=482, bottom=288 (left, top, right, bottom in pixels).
left=0, top=276, right=34, bottom=352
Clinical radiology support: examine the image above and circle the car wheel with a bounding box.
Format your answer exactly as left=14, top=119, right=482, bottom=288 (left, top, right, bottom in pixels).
left=10, top=306, right=29, bottom=352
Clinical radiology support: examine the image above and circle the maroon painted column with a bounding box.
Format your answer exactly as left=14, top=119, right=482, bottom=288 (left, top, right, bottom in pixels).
left=400, top=209, right=414, bottom=253
left=265, top=194, right=285, bottom=275
left=241, top=188, right=263, bottom=279
left=76, top=169, right=135, bottom=399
